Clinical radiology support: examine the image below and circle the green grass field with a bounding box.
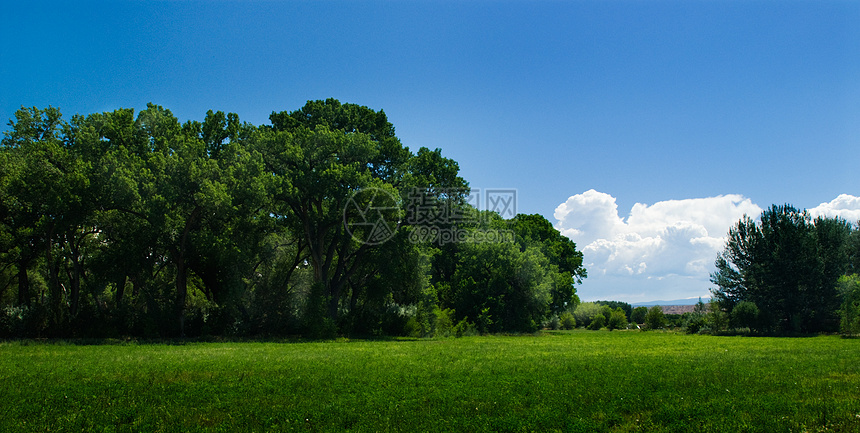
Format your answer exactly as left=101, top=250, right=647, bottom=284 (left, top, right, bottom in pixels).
left=1, top=331, right=859, bottom=432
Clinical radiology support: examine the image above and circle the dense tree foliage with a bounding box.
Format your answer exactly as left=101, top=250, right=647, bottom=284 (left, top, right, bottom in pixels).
left=0, top=101, right=586, bottom=338
left=644, top=306, right=666, bottom=330
left=595, top=300, right=632, bottom=321
left=630, top=306, right=648, bottom=324
left=837, top=274, right=860, bottom=335
left=711, top=205, right=859, bottom=334
left=606, top=308, right=628, bottom=330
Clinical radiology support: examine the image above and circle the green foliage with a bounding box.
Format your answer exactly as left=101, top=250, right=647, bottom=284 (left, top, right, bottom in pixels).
left=0, top=101, right=587, bottom=338
left=711, top=205, right=854, bottom=333
left=559, top=311, right=576, bottom=330
left=607, top=308, right=628, bottom=330
left=708, top=300, right=729, bottom=333
left=644, top=305, right=666, bottom=330
left=598, top=304, right=612, bottom=323
left=510, top=214, right=585, bottom=314
left=430, top=306, right=472, bottom=337
left=838, top=274, right=860, bottom=335
left=683, top=312, right=707, bottom=334
left=588, top=313, right=605, bottom=330
left=731, top=301, right=762, bottom=332
left=596, top=300, right=632, bottom=320
left=476, top=307, right=494, bottom=334
left=682, top=299, right=709, bottom=334
left=545, top=314, right=561, bottom=330
left=573, top=302, right=601, bottom=328
left=449, top=240, right=552, bottom=333
left=631, top=306, right=648, bottom=324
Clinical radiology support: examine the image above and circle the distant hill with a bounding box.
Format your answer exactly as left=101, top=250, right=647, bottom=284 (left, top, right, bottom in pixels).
left=632, top=297, right=710, bottom=307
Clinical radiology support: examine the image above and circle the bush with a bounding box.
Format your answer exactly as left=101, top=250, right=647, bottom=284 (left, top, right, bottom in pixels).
left=453, top=318, right=477, bottom=337
left=599, top=305, right=612, bottom=324
left=731, top=301, right=761, bottom=332
left=432, top=306, right=473, bottom=337
left=559, top=312, right=576, bottom=330
left=631, top=306, right=648, bottom=324
left=546, top=314, right=560, bottom=330
left=644, top=306, right=666, bottom=330
left=684, top=313, right=707, bottom=334
left=839, top=274, right=860, bottom=335
left=708, top=301, right=729, bottom=333
left=0, top=306, right=28, bottom=338
left=588, top=314, right=605, bottom=330
left=573, top=302, right=601, bottom=328
left=0, top=304, right=50, bottom=338
left=607, top=308, right=627, bottom=331
left=404, top=316, right=422, bottom=338
left=476, top=307, right=494, bottom=334
left=433, top=306, right=456, bottom=337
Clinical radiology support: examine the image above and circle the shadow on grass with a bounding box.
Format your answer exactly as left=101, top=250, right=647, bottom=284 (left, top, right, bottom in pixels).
left=0, top=334, right=434, bottom=346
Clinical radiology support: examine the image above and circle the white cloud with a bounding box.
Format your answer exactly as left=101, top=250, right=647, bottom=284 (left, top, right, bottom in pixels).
left=553, top=189, right=625, bottom=247
left=554, top=190, right=761, bottom=302
left=808, top=194, right=860, bottom=223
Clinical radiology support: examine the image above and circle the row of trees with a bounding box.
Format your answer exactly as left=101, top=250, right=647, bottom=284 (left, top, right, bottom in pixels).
left=543, top=301, right=669, bottom=331
left=0, top=100, right=586, bottom=338
left=710, top=205, right=860, bottom=334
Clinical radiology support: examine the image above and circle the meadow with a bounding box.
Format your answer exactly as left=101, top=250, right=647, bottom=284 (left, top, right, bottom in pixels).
left=1, top=331, right=859, bottom=432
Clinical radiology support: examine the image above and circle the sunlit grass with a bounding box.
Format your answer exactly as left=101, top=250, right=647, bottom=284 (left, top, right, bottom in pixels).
left=1, top=331, right=859, bottom=432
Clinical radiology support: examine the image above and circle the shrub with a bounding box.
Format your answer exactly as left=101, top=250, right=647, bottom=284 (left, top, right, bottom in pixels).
left=453, top=318, right=477, bottom=337
left=599, top=305, right=612, bottom=323
left=631, top=306, right=648, bottom=324
left=607, top=308, right=627, bottom=331
left=731, top=301, right=761, bottom=332
left=0, top=306, right=28, bottom=338
left=839, top=274, right=860, bottom=335
left=588, top=314, right=605, bottom=330
left=432, top=306, right=473, bottom=337
left=644, top=306, right=666, bottom=330
left=559, top=312, right=576, bottom=330
left=708, top=301, right=729, bottom=333
left=476, top=307, right=494, bottom=334
left=0, top=304, right=50, bottom=338
left=433, top=306, right=456, bottom=337
left=573, top=302, right=601, bottom=328
left=684, top=313, right=707, bottom=334
left=546, top=314, right=560, bottom=330
left=404, top=316, right=423, bottom=338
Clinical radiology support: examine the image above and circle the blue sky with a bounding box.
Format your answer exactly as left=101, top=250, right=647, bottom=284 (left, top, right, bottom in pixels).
left=2, top=1, right=859, bottom=302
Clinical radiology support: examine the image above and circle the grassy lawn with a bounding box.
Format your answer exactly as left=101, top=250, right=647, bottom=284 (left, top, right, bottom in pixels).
left=1, top=331, right=859, bottom=432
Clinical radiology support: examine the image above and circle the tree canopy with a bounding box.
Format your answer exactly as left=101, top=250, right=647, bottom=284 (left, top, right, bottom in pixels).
left=711, top=204, right=858, bottom=333
left=0, top=101, right=586, bottom=338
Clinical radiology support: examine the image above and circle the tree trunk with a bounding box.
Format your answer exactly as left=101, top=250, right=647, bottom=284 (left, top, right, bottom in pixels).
left=175, top=207, right=201, bottom=337
left=327, top=285, right=341, bottom=322
left=175, top=254, right=188, bottom=337
left=115, top=275, right=127, bottom=304
left=17, top=260, right=30, bottom=307
left=68, top=255, right=82, bottom=317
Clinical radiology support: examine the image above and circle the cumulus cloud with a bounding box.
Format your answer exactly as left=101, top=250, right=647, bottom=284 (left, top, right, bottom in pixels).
left=555, top=191, right=859, bottom=302
left=554, top=190, right=761, bottom=302
left=808, top=194, right=860, bottom=223
left=553, top=189, right=625, bottom=247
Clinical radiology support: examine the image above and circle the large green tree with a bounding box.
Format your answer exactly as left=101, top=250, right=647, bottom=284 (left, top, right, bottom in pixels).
left=450, top=239, right=552, bottom=333
left=440, top=211, right=576, bottom=333
left=1, top=100, right=589, bottom=338
left=256, top=99, right=466, bottom=325
left=711, top=205, right=853, bottom=333
left=510, top=214, right=585, bottom=315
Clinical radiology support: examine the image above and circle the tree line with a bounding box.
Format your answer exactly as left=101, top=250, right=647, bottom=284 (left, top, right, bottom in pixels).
left=0, top=100, right=586, bottom=338
left=710, top=205, right=860, bottom=334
